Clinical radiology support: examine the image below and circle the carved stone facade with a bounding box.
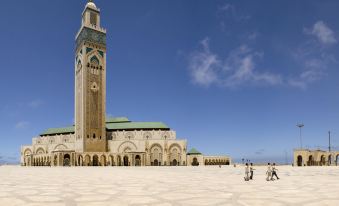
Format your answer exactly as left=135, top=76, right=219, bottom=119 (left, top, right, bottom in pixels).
left=293, top=149, right=339, bottom=166
left=75, top=2, right=107, bottom=153
left=20, top=1, right=231, bottom=167
left=21, top=127, right=188, bottom=167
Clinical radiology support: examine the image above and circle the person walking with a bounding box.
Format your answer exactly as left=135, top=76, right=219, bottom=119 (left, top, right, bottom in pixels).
left=250, top=163, right=255, bottom=180
left=266, top=163, right=272, bottom=181
left=272, top=163, right=280, bottom=180
left=244, top=163, right=250, bottom=181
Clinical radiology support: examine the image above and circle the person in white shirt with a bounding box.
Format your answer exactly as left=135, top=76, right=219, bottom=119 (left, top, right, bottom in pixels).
left=266, top=163, right=272, bottom=181
left=244, top=163, right=250, bottom=181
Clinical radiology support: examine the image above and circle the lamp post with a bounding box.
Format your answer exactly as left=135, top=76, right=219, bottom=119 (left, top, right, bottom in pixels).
left=296, top=123, right=304, bottom=149
left=328, top=131, right=331, bottom=152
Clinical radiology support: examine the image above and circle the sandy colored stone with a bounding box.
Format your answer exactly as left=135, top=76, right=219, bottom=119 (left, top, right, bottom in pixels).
left=0, top=165, right=339, bottom=206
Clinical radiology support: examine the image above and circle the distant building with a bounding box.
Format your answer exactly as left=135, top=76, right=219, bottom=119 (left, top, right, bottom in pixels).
left=293, top=149, right=339, bottom=166
left=186, top=148, right=231, bottom=166
left=20, top=1, right=231, bottom=167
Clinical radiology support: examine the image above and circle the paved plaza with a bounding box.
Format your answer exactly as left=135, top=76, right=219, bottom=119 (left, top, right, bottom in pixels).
left=0, top=165, right=338, bottom=206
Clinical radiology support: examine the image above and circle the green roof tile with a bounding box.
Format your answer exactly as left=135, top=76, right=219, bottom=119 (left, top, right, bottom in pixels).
left=187, top=148, right=202, bottom=155
left=106, top=117, right=130, bottom=123
left=106, top=122, right=169, bottom=130
left=40, top=118, right=169, bottom=136
left=40, top=126, right=74, bottom=136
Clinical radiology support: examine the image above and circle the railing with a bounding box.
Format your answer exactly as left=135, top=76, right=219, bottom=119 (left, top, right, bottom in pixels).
left=87, top=24, right=106, bottom=33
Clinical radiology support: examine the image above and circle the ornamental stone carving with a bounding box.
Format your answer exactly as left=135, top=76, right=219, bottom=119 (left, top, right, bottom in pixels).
left=143, top=131, right=152, bottom=139
left=125, top=132, right=134, bottom=140
left=76, top=27, right=106, bottom=50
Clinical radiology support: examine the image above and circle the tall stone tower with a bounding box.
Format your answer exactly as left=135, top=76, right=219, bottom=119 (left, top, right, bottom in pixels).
left=75, top=0, right=107, bottom=153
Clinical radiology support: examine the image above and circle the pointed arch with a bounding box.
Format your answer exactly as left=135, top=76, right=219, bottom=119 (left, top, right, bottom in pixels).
left=150, top=143, right=163, bottom=166
left=150, top=143, right=163, bottom=151
left=169, top=143, right=182, bottom=153
left=53, top=144, right=68, bottom=151
left=90, top=55, right=100, bottom=65
left=87, top=50, right=104, bottom=65
left=35, top=147, right=45, bottom=154
left=118, top=141, right=138, bottom=153
left=24, top=148, right=32, bottom=156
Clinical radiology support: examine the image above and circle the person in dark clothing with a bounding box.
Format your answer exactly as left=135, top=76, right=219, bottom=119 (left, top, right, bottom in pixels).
left=272, top=163, right=280, bottom=180
left=250, top=163, right=255, bottom=180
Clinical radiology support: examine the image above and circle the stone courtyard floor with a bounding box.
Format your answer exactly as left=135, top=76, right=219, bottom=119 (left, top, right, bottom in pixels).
left=0, top=166, right=339, bottom=206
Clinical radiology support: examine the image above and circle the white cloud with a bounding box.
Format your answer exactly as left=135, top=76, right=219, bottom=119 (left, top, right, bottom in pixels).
left=287, top=68, right=325, bottom=90
left=188, top=39, right=282, bottom=88
left=188, top=38, right=220, bottom=87
left=218, top=3, right=251, bottom=22
left=306, top=21, right=337, bottom=45
left=222, top=45, right=282, bottom=87
left=287, top=79, right=307, bottom=90
left=300, top=69, right=323, bottom=82
left=15, top=121, right=29, bottom=129
left=28, top=99, right=44, bottom=108
left=289, top=21, right=338, bottom=89
left=219, top=4, right=234, bottom=12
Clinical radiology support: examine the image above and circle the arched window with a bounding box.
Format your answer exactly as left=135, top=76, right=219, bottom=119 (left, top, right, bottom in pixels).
left=90, top=56, right=99, bottom=66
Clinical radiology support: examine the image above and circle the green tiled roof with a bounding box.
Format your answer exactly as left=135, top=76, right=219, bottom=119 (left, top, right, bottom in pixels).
left=106, top=117, right=130, bottom=123
left=40, top=118, right=169, bottom=136
left=40, top=126, right=75, bottom=136
left=187, top=148, right=202, bottom=155
left=106, top=122, right=169, bottom=130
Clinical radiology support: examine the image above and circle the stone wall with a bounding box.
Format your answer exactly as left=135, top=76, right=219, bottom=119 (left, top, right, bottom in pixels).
left=293, top=149, right=339, bottom=166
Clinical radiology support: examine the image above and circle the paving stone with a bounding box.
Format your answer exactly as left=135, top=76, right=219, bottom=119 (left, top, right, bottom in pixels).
left=0, top=165, right=339, bottom=206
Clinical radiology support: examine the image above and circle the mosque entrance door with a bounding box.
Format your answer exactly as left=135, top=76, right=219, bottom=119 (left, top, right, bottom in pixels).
left=307, top=155, right=314, bottom=166
left=297, top=155, right=303, bottom=166
left=192, top=157, right=199, bottom=166
left=328, top=155, right=332, bottom=165
left=172, top=159, right=177, bottom=166
left=153, top=159, right=159, bottom=166
left=135, top=155, right=141, bottom=166
left=123, top=156, right=129, bottom=166
left=63, top=154, right=71, bottom=166
left=93, top=155, right=99, bottom=166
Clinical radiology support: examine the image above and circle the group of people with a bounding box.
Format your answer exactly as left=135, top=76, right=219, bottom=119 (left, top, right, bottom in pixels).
left=244, top=163, right=279, bottom=181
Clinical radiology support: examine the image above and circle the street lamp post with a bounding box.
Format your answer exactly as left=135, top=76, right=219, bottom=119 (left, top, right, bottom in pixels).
left=328, top=131, right=331, bottom=152
left=296, top=123, right=304, bottom=149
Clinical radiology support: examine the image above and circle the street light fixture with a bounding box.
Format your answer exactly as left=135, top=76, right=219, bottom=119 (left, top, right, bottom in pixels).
left=296, top=123, right=304, bottom=149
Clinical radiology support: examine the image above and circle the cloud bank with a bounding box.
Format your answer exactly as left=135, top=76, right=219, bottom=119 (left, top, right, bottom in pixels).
left=188, top=38, right=282, bottom=88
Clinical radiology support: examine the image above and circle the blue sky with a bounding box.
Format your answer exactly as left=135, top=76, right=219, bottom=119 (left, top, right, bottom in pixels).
left=1, top=0, right=339, bottom=164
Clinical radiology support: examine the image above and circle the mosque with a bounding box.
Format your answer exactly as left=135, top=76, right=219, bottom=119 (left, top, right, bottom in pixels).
left=20, top=1, right=231, bottom=167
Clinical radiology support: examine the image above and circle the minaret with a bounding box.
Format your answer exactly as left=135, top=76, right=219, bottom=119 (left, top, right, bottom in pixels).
left=75, top=0, right=107, bottom=153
